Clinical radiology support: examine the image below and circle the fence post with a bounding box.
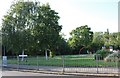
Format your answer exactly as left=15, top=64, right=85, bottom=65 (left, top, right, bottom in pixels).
left=17, top=56, right=19, bottom=71
left=37, top=56, right=39, bottom=70
left=26, top=56, right=28, bottom=70
left=116, top=53, right=119, bottom=74
left=96, top=54, right=99, bottom=73
left=62, top=55, right=65, bottom=73
left=117, top=51, right=120, bottom=78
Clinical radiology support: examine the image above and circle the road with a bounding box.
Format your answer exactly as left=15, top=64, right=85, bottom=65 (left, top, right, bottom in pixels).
left=2, top=70, right=119, bottom=78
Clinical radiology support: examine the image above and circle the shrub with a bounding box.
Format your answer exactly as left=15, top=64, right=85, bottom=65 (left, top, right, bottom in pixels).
left=49, top=51, right=54, bottom=58
left=104, top=52, right=120, bottom=62
left=94, top=50, right=112, bottom=60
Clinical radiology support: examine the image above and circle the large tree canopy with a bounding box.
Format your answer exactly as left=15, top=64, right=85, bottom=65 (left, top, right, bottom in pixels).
left=68, top=25, right=93, bottom=54
left=106, top=32, right=120, bottom=49
left=90, top=32, right=104, bottom=53
left=2, top=1, right=62, bottom=55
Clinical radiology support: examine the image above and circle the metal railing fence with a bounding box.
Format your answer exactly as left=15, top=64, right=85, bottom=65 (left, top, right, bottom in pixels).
left=5, top=54, right=120, bottom=75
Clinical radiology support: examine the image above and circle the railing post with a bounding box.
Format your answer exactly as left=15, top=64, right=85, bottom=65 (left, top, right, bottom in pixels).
left=116, top=53, right=119, bottom=75
left=62, top=55, right=65, bottom=73
left=37, top=56, right=39, bottom=70
left=17, top=56, right=19, bottom=71
left=96, top=54, right=99, bottom=74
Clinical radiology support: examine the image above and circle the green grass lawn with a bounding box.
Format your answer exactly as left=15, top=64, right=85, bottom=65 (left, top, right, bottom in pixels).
left=7, top=54, right=117, bottom=67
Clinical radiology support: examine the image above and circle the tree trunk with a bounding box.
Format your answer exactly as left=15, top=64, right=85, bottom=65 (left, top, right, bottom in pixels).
left=45, top=49, right=48, bottom=60
left=21, top=50, right=24, bottom=61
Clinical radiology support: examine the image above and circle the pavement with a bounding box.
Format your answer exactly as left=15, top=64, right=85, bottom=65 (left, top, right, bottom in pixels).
left=2, top=70, right=119, bottom=78
left=2, top=64, right=120, bottom=77
left=2, top=70, right=69, bottom=76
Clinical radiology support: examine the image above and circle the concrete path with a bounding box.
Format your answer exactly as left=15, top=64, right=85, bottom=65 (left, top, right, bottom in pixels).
left=2, top=70, right=119, bottom=78
left=2, top=70, right=69, bottom=76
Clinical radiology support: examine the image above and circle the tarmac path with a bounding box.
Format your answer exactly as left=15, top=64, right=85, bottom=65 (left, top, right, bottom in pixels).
left=2, top=70, right=119, bottom=78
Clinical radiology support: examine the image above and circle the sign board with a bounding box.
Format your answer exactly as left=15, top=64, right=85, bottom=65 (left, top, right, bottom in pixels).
left=19, top=55, right=27, bottom=61
left=2, top=56, right=7, bottom=66
left=19, top=55, right=27, bottom=57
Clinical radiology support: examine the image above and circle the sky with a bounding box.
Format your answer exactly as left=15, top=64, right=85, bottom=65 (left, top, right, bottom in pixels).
left=0, top=0, right=119, bottom=39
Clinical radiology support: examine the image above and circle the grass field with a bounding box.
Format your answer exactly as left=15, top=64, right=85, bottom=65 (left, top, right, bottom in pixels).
left=7, top=54, right=117, bottom=67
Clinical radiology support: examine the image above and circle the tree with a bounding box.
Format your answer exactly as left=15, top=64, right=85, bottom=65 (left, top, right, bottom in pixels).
left=2, top=1, right=62, bottom=56
left=104, top=29, right=110, bottom=48
left=55, top=34, right=72, bottom=55
left=68, top=25, right=93, bottom=54
left=103, top=29, right=120, bottom=50
left=90, top=32, right=104, bottom=53
left=109, top=32, right=120, bottom=50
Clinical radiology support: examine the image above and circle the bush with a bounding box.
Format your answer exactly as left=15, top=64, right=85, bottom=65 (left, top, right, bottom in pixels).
left=49, top=51, right=54, bottom=58
left=104, top=51, right=120, bottom=62
left=94, top=50, right=112, bottom=60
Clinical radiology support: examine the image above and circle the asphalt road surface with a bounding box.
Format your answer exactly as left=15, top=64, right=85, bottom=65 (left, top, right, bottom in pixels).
left=2, top=70, right=119, bottom=78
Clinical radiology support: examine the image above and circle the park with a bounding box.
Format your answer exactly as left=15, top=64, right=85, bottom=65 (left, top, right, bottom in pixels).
left=1, top=0, right=120, bottom=77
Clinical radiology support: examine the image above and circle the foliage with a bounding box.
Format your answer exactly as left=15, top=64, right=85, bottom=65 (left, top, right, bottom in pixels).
left=104, top=29, right=110, bottom=47
left=68, top=25, right=93, bottom=54
left=2, top=0, right=120, bottom=56
left=49, top=51, right=54, bottom=58
left=56, top=35, right=72, bottom=55
left=104, top=51, right=120, bottom=62
left=103, top=29, right=120, bottom=50
left=95, top=50, right=112, bottom=59
left=90, top=32, right=104, bottom=53
left=109, top=32, right=120, bottom=50
left=2, top=0, right=62, bottom=55
left=90, top=31, right=120, bottom=53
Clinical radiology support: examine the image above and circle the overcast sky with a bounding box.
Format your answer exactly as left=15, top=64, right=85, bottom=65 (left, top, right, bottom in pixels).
left=0, top=0, right=119, bottom=39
